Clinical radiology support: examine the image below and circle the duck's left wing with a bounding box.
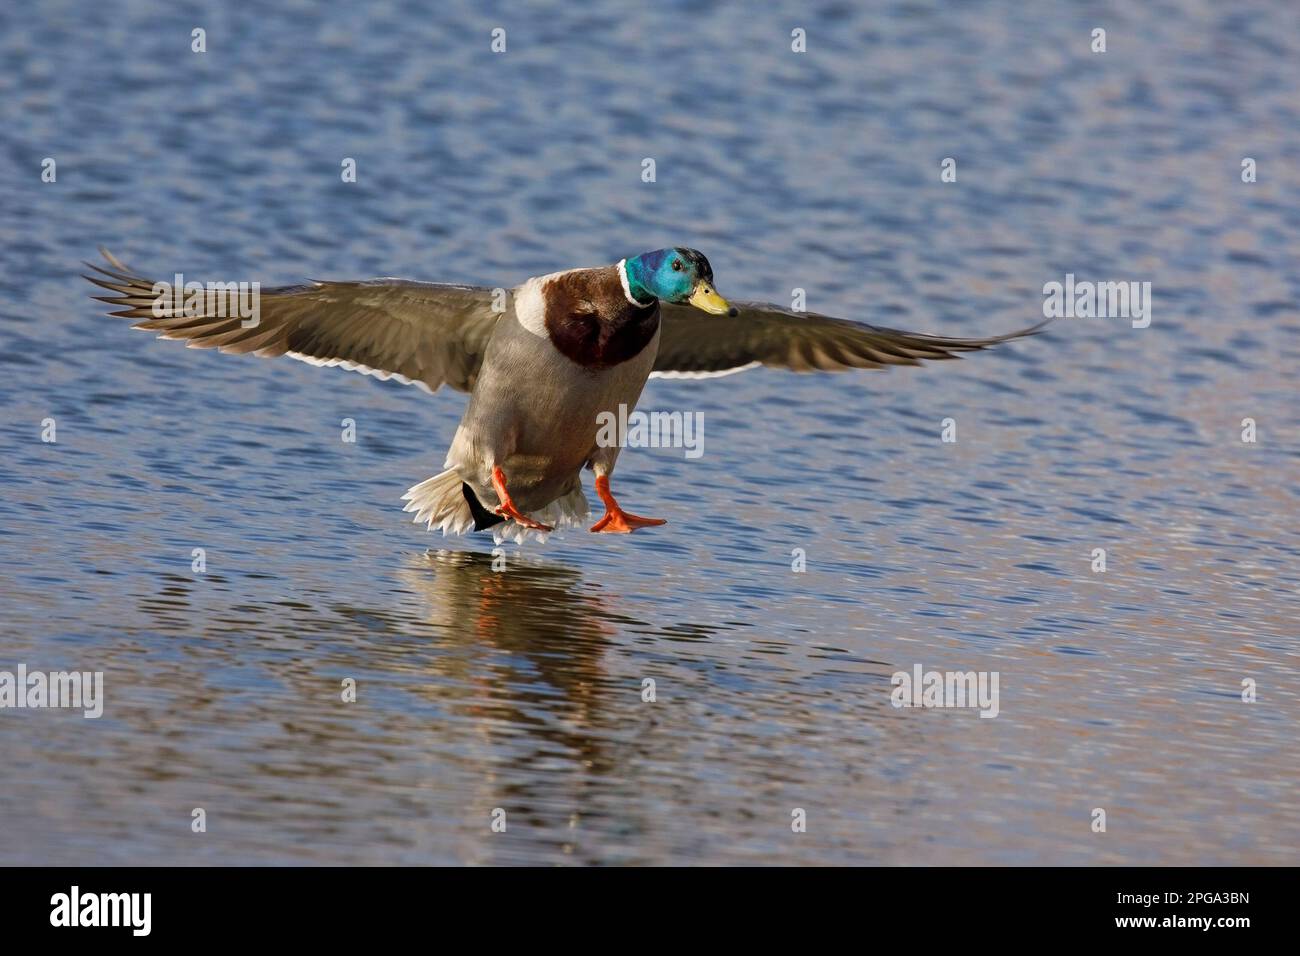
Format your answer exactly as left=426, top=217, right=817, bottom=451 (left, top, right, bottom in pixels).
left=85, top=249, right=502, bottom=394
left=652, top=301, right=1047, bottom=379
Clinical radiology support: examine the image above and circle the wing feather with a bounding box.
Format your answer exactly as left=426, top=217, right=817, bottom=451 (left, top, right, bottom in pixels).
left=652, top=300, right=1046, bottom=378
left=85, top=249, right=502, bottom=394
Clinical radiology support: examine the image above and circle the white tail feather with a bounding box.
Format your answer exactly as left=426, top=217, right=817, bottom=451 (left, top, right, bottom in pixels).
left=401, top=470, right=591, bottom=545
left=401, top=469, right=475, bottom=536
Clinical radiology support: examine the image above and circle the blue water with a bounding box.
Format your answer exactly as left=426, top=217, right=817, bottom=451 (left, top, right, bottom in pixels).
left=1, top=0, right=1297, bottom=864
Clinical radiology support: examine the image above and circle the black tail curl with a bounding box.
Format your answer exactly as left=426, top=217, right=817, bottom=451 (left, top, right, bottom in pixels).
left=462, top=483, right=505, bottom=531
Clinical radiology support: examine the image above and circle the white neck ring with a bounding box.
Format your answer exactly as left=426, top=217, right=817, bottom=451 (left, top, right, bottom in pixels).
left=617, top=259, right=655, bottom=308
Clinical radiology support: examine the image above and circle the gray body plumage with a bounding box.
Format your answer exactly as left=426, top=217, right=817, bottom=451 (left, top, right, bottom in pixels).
left=447, top=272, right=658, bottom=515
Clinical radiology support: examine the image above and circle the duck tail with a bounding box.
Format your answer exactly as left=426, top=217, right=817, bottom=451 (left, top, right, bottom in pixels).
left=402, top=468, right=487, bottom=536
left=402, top=470, right=592, bottom=544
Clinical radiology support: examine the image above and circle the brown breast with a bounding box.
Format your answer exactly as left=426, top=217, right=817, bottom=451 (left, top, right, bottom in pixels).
left=542, top=266, right=660, bottom=370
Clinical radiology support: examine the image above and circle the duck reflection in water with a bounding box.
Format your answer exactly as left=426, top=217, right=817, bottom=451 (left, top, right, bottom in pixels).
left=399, top=550, right=643, bottom=786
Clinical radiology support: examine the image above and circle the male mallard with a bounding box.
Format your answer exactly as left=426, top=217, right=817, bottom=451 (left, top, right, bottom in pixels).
left=85, top=248, right=1043, bottom=543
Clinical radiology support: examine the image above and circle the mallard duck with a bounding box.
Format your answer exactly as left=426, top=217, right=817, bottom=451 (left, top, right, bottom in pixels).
left=85, top=247, right=1044, bottom=543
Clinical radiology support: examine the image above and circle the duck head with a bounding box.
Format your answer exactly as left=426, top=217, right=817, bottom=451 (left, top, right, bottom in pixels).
left=621, top=248, right=736, bottom=316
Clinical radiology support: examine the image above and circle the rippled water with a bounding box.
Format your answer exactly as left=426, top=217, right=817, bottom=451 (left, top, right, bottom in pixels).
left=2, top=0, right=1298, bottom=865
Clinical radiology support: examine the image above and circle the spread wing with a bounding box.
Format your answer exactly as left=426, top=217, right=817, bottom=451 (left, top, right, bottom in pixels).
left=84, top=249, right=502, bottom=394
left=652, top=301, right=1046, bottom=379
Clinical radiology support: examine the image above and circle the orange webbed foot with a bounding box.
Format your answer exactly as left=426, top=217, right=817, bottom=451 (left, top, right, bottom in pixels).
left=496, top=504, right=553, bottom=532
left=491, top=465, right=553, bottom=532
left=588, top=474, right=666, bottom=534
left=589, top=509, right=667, bottom=533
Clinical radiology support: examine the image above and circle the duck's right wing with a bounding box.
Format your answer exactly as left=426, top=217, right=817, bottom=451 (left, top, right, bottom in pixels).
left=84, top=248, right=504, bottom=394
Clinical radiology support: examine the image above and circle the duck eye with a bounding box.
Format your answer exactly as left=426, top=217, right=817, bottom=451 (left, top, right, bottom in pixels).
left=672, top=260, right=683, bottom=271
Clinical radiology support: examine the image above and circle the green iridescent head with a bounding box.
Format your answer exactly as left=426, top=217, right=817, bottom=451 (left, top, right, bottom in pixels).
left=622, top=248, right=733, bottom=314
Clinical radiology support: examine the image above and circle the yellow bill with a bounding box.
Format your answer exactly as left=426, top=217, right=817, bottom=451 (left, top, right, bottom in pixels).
left=688, top=281, right=732, bottom=315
